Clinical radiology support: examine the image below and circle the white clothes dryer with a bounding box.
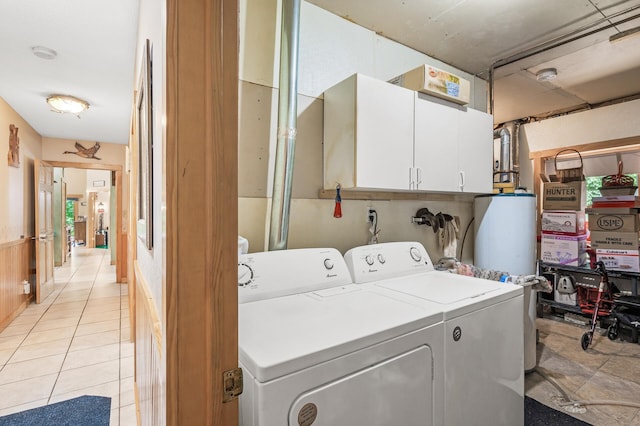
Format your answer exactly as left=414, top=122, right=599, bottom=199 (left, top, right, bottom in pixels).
left=238, top=248, right=445, bottom=426
left=344, top=242, right=524, bottom=426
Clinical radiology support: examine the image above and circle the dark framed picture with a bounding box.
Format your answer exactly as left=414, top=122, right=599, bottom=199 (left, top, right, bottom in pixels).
left=136, top=39, right=153, bottom=250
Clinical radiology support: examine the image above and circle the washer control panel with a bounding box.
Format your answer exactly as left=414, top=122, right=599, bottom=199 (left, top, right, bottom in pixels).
left=344, top=241, right=434, bottom=284
left=238, top=248, right=352, bottom=304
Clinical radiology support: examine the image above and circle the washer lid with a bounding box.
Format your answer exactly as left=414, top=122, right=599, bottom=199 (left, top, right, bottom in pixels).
left=376, top=271, right=522, bottom=317
left=239, top=284, right=442, bottom=382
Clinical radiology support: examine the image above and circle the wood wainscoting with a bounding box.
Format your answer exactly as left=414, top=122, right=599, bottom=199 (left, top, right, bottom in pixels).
left=135, top=261, right=163, bottom=426
left=0, top=238, right=34, bottom=330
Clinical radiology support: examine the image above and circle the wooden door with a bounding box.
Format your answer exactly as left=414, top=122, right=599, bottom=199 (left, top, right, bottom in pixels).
left=34, top=159, right=55, bottom=303
left=62, top=182, right=69, bottom=261
left=87, top=192, right=96, bottom=248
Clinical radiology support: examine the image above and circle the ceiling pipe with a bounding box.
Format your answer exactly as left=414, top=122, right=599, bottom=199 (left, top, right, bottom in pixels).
left=489, top=7, right=640, bottom=115
left=268, top=0, right=301, bottom=251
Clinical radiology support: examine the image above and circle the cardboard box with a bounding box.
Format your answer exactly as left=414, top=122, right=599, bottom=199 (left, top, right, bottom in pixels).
left=541, top=210, right=586, bottom=234
left=541, top=233, right=588, bottom=266
left=596, top=249, right=640, bottom=273
left=588, top=213, right=640, bottom=232
left=590, top=231, right=639, bottom=250
left=542, top=181, right=586, bottom=211
left=388, top=64, right=470, bottom=105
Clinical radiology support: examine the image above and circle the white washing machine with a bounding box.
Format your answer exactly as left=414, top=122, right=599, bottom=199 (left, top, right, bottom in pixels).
left=344, top=242, right=524, bottom=426
left=238, top=248, right=445, bottom=426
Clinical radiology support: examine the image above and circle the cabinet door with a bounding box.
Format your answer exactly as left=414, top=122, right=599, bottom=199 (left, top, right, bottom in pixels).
left=355, top=75, right=415, bottom=190
left=458, top=108, right=493, bottom=193
left=414, top=94, right=460, bottom=192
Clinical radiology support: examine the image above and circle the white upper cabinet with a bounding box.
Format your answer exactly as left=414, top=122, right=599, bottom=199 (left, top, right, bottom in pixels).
left=323, top=73, right=415, bottom=191
left=414, top=94, right=460, bottom=192
left=323, top=73, right=493, bottom=194
left=414, top=94, right=493, bottom=193
left=457, top=108, right=494, bottom=193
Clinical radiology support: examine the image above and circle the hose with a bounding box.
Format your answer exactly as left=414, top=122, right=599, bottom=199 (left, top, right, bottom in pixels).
left=532, top=368, right=572, bottom=402
left=533, top=368, right=640, bottom=410
left=559, top=400, right=640, bottom=409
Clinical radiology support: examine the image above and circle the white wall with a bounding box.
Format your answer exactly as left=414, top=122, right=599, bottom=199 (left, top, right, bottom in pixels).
left=519, top=99, right=640, bottom=189
left=238, top=0, right=486, bottom=260
left=135, top=0, right=165, bottom=318
left=64, top=168, right=88, bottom=218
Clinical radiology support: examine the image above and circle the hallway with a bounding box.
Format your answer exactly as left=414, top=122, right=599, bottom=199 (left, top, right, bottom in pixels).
left=0, top=248, right=135, bottom=425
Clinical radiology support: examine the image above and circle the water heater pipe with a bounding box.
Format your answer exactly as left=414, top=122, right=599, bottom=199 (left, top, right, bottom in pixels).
left=494, top=122, right=519, bottom=184
left=494, top=126, right=511, bottom=183
left=268, top=0, right=301, bottom=251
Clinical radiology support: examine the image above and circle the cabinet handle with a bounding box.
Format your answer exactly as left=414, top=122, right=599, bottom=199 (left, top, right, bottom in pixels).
left=409, top=167, right=414, bottom=190
left=416, top=168, right=422, bottom=187
left=459, top=171, right=465, bottom=191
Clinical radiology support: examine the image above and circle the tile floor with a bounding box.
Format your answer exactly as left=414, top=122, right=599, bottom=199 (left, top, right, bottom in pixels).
left=0, top=247, right=136, bottom=425
left=526, top=315, right=640, bottom=425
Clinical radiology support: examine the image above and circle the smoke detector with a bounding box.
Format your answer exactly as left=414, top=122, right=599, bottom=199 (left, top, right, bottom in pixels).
left=536, top=68, right=557, bottom=82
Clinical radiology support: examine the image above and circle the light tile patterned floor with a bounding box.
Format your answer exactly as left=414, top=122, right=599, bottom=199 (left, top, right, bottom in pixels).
left=526, top=316, right=640, bottom=425
left=0, top=248, right=135, bottom=425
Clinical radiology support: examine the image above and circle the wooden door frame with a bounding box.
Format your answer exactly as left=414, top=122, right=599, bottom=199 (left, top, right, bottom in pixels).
left=44, top=161, right=126, bottom=283
left=166, top=0, right=238, bottom=423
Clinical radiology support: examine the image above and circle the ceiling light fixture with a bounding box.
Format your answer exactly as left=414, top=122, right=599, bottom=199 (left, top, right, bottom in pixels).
left=46, top=94, right=90, bottom=115
left=31, top=46, right=57, bottom=60
left=536, top=68, right=557, bottom=82
left=609, top=26, right=640, bottom=43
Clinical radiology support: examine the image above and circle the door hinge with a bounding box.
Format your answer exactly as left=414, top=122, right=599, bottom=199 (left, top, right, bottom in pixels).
left=223, top=367, right=243, bottom=403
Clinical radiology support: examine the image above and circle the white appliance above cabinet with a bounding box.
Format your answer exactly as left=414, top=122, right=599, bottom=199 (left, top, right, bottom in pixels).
left=323, top=73, right=415, bottom=191
left=323, top=73, right=493, bottom=194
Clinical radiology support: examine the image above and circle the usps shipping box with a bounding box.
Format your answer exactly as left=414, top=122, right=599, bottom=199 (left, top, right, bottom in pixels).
left=541, top=211, right=586, bottom=234
left=541, top=233, right=588, bottom=266
left=542, top=181, right=586, bottom=211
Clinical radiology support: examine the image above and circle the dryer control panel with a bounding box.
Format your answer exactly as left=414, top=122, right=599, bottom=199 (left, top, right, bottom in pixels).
left=344, top=241, right=434, bottom=284
left=238, top=248, right=352, bottom=304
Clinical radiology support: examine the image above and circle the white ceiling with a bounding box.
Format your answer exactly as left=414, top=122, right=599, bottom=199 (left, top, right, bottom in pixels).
left=0, top=1, right=139, bottom=145
left=309, top=0, right=640, bottom=124
left=0, top=0, right=639, bottom=146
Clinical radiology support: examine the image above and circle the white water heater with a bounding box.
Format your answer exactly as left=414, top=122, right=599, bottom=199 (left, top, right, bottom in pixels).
left=474, top=193, right=538, bottom=372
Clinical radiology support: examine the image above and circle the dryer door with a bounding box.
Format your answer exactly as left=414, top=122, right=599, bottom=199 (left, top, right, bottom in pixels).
left=288, top=345, right=433, bottom=426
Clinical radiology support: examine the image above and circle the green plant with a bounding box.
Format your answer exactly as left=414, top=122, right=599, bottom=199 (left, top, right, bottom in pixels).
left=66, top=200, right=75, bottom=235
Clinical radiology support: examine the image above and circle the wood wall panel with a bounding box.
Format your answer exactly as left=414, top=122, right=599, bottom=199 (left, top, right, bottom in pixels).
left=0, top=239, right=34, bottom=330
left=135, top=261, right=163, bottom=426
left=165, top=0, right=239, bottom=424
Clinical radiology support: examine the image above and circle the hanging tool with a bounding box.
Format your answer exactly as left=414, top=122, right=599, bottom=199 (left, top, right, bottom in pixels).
left=333, top=185, right=342, bottom=218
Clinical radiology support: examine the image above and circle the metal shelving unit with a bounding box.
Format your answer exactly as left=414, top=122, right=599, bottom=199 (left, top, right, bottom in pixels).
left=537, top=261, right=639, bottom=343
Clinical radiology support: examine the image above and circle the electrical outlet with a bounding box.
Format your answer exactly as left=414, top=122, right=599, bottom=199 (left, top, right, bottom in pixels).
left=366, top=208, right=376, bottom=223
left=365, top=206, right=375, bottom=223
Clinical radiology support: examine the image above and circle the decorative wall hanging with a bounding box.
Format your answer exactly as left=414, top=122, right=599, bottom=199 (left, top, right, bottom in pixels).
left=63, top=141, right=101, bottom=160
left=7, top=124, right=20, bottom=167
left=136, top=39, right=154, bottom=250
